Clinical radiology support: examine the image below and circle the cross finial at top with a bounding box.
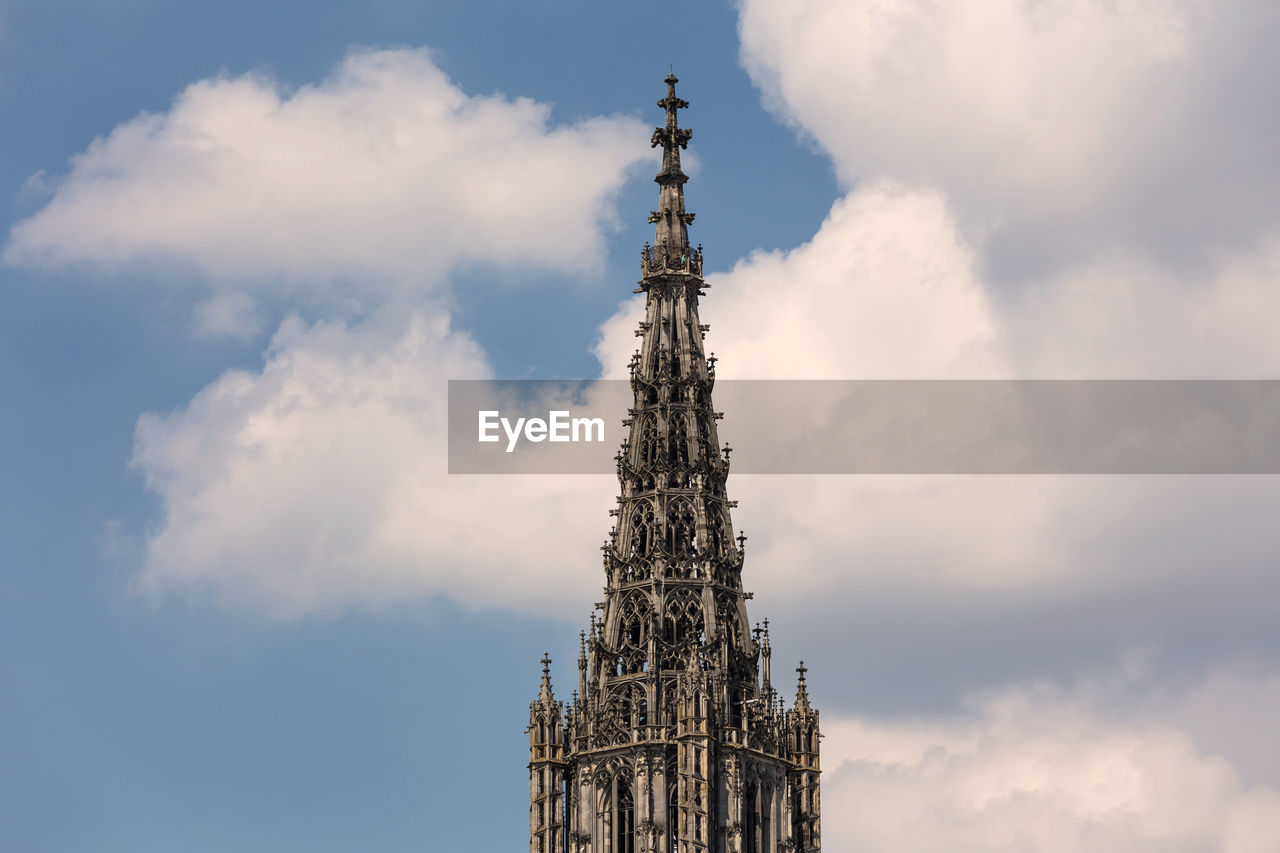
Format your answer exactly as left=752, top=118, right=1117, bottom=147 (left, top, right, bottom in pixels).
left=797, top=661, right=808, bottom=681
left=540, top=652, right=552, bottom=674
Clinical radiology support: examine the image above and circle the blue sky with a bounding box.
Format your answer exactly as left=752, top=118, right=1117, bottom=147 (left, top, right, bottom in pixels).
left=5, top=1, right=1280, bottom=850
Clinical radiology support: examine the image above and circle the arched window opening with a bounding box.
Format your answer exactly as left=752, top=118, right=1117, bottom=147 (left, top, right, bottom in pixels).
left=639, top=415, right=660, bottom=467
left=761, top=783, right=774, bottom=853
left=744, top=780, right=759, bottom=853
left=615, top=778, right=636, bottom=853
left=666, top=498, right=697, bottom=561
left=628, top=501, right=657, bottom=563
left=620, top=683, right=648, bottom=729
left=668, top=413, right=690, bottom=467
left=717, top=593, right=742, bottom=651
left=668, top=779, right=679, bottom=853
left=662, top=590, right=704, bottom=651
left=617, top=592, right=651, bottom=675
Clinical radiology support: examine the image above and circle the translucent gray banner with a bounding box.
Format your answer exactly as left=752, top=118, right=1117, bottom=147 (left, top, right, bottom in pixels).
left=447, top=380, right=1280, bottom=474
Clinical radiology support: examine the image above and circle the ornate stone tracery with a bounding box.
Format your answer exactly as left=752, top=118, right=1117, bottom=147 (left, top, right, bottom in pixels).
left=528, top=75, right=821, bottom=853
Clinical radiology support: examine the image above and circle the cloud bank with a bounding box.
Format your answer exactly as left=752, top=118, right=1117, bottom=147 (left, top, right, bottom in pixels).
left=6, top=48, right=651, bottom=297
left=132, top=306, right=612, bottom=618
left=9, top=20, right=1280, bottom=850
left=822, top=675, right=1280, bottom=852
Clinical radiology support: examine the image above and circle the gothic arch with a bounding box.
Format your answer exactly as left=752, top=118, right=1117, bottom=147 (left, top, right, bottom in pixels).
left=665, top=497, right=697, bottom=567
left=639, top=414, right=660, bottom=468
left=668, top=411, right=690, bottom=466
left=625, top=499, right=658, bottom=581
left=594, top=761, right=638, bottom=853
left=615, top=590, right=651, bottom=675
left=715, top=591, right=744, bottom=650
left=662, top=588, right=705, bottom=651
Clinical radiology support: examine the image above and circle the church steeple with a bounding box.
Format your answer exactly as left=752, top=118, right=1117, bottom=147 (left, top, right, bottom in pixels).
left=527, top=75, right=822, bottom=853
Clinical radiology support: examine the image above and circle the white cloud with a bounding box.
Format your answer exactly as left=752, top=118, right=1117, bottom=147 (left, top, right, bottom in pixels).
left=1001, top=237, right=1280, bottom=378
left=76, top=13, right=1280, bottom=850
left=5, top=48, right=651, bottom=295
left=18, top=5, right=1274, bottom=735
left=738, top=0, right=1280, bottom=266
left=821, top=676, right=1280, bottom=852
left=132, top=305, right=612, bottom=619
left=192, top=290, right=263, bottom=340
left=597, top=183, right=1002, bottom=380
left=4, top=48, right=656, bottom=619
left=589, top=166, right=1280, bottom=715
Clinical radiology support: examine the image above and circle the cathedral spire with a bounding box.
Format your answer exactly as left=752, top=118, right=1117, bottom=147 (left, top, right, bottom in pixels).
left=649, top=73, right=695, bottom=252
left=526, top=75, right=821, bottom=853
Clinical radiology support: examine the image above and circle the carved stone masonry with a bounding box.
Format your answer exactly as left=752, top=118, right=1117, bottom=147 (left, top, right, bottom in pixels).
left=528, top=75, right=822, bottom=853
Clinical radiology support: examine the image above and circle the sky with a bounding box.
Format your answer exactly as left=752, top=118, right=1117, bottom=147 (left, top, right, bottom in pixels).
left=3, top=1, right=1280, bottom=851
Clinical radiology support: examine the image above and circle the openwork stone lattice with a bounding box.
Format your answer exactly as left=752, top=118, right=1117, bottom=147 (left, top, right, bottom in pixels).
left=528, top=75, right=821, bottom=853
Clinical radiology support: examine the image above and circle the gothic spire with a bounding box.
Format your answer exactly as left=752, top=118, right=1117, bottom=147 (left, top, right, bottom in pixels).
left=526, top=75, right=822, bottom=853
left=536, top=652, right=555, bottom=706
left=649, top=73, right=695, bottom=251
left=795, top=660, right=812, bottom=713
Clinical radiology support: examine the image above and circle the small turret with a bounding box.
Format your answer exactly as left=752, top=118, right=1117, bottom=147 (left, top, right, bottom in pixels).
left=761, top=618, right=773, bottom=696
left=787, top=661, right=822, bottom=852
left=528, top=654, right=566, bottom=853
left=577, top=631, right=588, bottom=702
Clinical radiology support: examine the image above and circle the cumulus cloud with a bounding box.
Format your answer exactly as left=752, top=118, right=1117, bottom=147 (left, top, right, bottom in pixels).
left=5, top=48, right=651, bottom=294
left=738, top=0, right=1280, bottom=274
left=59, top=10, right=1280, bottom=849
left=192, top=290, right=263, bottom=340
left=4, top=48, right=658, bottom=619
left=597, top=183, right=1003, bottom=380
left=133, top=305, right=612, bottom=619
left=592, top=185, right=1280, bottom=713
left=821, top=678, right=1280, bottom=852
left=16, top=4, right=1276, bottom=752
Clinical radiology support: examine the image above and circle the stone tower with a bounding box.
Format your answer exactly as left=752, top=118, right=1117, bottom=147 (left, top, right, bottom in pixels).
left=528, top=75, right=821, bottom=853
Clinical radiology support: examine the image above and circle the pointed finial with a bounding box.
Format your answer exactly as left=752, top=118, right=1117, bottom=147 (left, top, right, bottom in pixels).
left=795, top=660, right=812, bottom=712
left=648, top=72, right=693, bottom=253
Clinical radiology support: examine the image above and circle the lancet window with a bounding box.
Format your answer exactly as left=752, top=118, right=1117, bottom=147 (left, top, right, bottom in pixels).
left=639, top=415, right=661, bottom=468
left=662, top=588, right=705, bottom=649
left=665, top=498, right=697, bottom=563
left=668, top=412, right=690, bottom=466
left=614, top=778, right=635, bottom=853
left=627, top=500, right=657, bottom=565
left=616, top=591, right=651, bottom=675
